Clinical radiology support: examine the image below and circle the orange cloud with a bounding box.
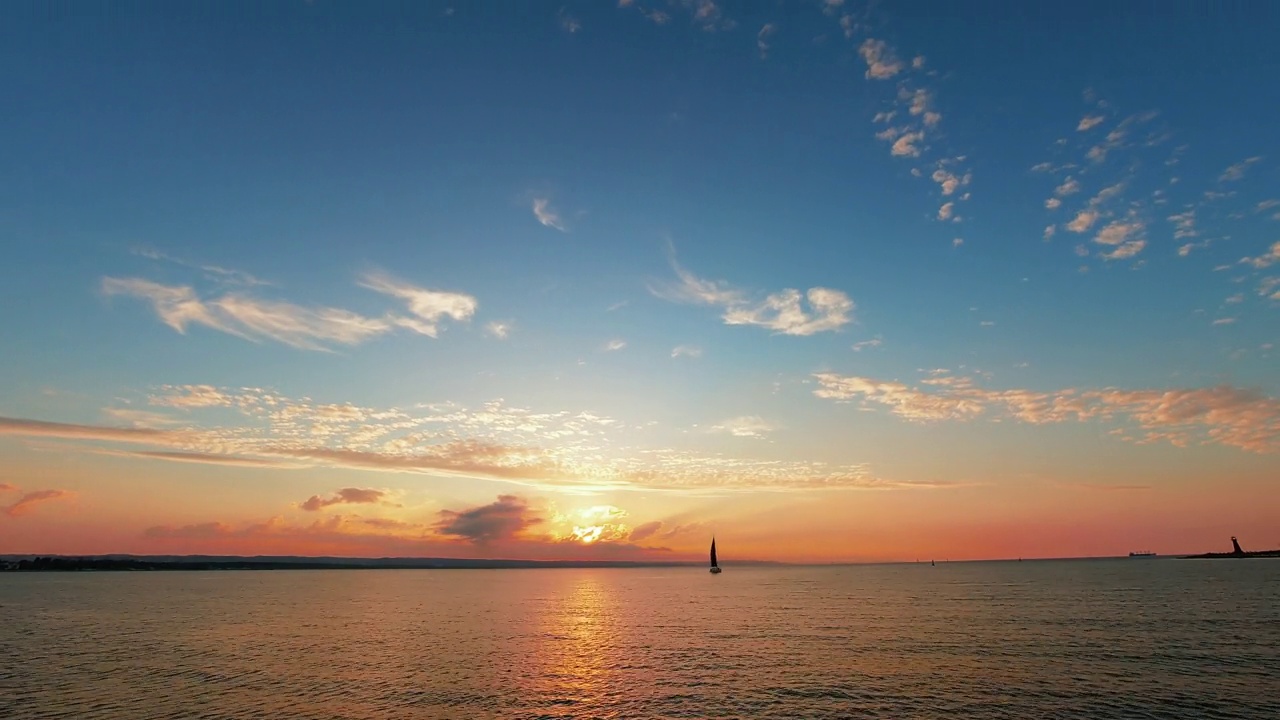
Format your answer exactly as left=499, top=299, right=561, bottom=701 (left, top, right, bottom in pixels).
left=813, top=371, right=1280, bottom=453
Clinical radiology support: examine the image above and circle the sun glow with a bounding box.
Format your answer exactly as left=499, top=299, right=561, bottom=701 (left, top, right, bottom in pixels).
left=559, top=505, right=630, bottom=544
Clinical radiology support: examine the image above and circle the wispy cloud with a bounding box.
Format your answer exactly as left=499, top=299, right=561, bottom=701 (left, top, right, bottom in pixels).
left=710, top=416, right=775, bottom=438
left=651, top=255, right=854, bottom=336
left=101, top=408, right=184, bottom=428
left=485, top=321, right=512, bottom=339
left=604, top=339, right=627, bottom=352
left=671, top=345, right=702, bottom=358
left=0, top=385, right=911, bottom=492
left=531, top=198, right=567, bottom=231
left=103, top=271, right=476, bottom=351
left=1242, top=241, right=1280, bottom=269
left=1219, top=156, right=1262, bottom=183
left=813, top=371, right=1280, bottom=454
left=859, top=39, right=903, bottom=79
left=558, top=8, right=581, bottom=33
left=5, top=489, right=72, bottom=517
left=851, top=338, right=883, bottom=352
left=1077, top=115, right=1105, bottom=131
left=132, top=247, right=271, bottom=288
left=357, top=270, right=478, bottom=337
left=757, top=23, right=775, bottom=59
left=937, top=202, right=955, bottom=221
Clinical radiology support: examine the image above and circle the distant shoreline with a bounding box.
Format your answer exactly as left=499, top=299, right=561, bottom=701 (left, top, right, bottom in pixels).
left=3, top=553, right=1276, bottom=572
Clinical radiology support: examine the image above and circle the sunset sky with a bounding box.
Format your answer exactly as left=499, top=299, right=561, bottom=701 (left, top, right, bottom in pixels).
left=2, top=1, right=1278, bottom=562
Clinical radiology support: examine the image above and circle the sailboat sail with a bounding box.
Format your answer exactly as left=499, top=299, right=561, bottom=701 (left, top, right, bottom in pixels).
left=710, top=538, right=718, bottom=568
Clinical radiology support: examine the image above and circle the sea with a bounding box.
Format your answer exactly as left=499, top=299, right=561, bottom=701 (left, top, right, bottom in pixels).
left=2, top=559, right=1277, bottom=719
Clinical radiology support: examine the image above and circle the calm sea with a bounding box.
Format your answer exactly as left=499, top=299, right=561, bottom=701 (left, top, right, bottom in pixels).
left=2, top=559, right=1277, bottom=719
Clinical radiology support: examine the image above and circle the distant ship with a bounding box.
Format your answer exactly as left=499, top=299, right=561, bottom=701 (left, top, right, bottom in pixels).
left=1129, top=550, right=1157, bottom=558
left=709, top=537, right=722, bottom=574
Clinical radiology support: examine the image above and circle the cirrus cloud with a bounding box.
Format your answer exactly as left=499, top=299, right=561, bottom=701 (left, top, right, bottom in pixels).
left=650, top=254, right=854, bottom=336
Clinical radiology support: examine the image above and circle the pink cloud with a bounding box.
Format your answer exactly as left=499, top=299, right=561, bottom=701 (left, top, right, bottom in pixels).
left=299, top=487, right=391, bottom=512
left=5, top=489, right=72, bottom=517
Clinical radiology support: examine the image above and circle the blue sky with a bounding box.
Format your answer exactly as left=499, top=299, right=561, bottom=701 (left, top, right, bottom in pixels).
left=0, top=1, right=1277, bottom=560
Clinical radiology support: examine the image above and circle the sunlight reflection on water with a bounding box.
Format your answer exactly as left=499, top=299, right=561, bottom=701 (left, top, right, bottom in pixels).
left=1, top=561, right=1278, bottom=719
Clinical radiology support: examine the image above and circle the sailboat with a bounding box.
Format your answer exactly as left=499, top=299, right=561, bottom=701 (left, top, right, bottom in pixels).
left=709, top=537, right=722, bottom=574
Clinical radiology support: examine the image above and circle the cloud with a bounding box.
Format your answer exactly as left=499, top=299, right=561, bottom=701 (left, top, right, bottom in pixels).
left=485, top=321, right=512, bottom=339
left=1, top=384, right=910, bottom=492
left=1066, top=210, right=1099, bottom=233
left=1242, top=241, right=1280, bottom=269
left=149, top=384, right=234, bottom=408
left=1044, top=225, right=1057, bottom=240
left=101, top=408, right=183, bottom=428
left=1054, top=177, right=1081, bottom=197
left=558, top=9, right=581, bottom=33
left=133, top=247, right=271, bottom=288
left=1045, top=198, right=1062, bottom=210
left=1093, top=220, right=1146, bottom=260
left=0, top=416, right=179, bottom=444
left=859, top=39, right=903, bottom=79
left=890, top=131, right=924, bottom=157
left=604, top=339, right=627, bottom=352
left=435, top=494, right=541, bottom=544
left=144, top=521, right=236, bottom=539
left=757, top=23, right=775, bottom=58
left=710, top=416, right=774, bottom=438
left=1212, top=318, right=1237, bottom=326
left=628, top=520, right=664, bottom=542
left=651, top=257, right=854, bottom=336
left=1168, top=210, right=1197, bottom=239
left=358, top=271, right=477, bottom=337
left=1077, top=115, right=1105, bottom=131
left=813, top=371, right=1280, bottom=454
left=96, top=449, right=307, bottom=469
left=694, top=0, right=732, bottom=30
left=1100, top=240, right=1146, bottom=260
left=0, top=483, right=15, bottom=492
left=531, top=198, right=566, bottom=231
left=671, top=345, right=702, bottom=358
left=103, top=272, right=476, bottom=350
left=5, top=489, right=72, bottom=517
left=851, top=338, right=883, bottom=352
left=937, top=202, right=955, bottom=221
left=931, top=169, right=970, bottom=196
left=299, top=487, right=390, bottom=512
left=1219, top=156, right=1262, bottom=183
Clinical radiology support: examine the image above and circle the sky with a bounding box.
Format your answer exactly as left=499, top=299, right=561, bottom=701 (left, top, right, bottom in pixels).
left=1, top=1, right=1278, bottom=563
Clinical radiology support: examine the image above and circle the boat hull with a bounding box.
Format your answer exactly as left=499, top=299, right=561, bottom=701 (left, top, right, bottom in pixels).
left=709, top=567, right=722, bottom=574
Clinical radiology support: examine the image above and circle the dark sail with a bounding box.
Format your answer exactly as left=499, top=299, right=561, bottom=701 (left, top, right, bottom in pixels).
left=710, top=538, right=718, bottom=568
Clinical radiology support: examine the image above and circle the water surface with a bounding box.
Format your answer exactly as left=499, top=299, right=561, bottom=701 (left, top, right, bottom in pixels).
left=2, top=559, right=1277, bottom=719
